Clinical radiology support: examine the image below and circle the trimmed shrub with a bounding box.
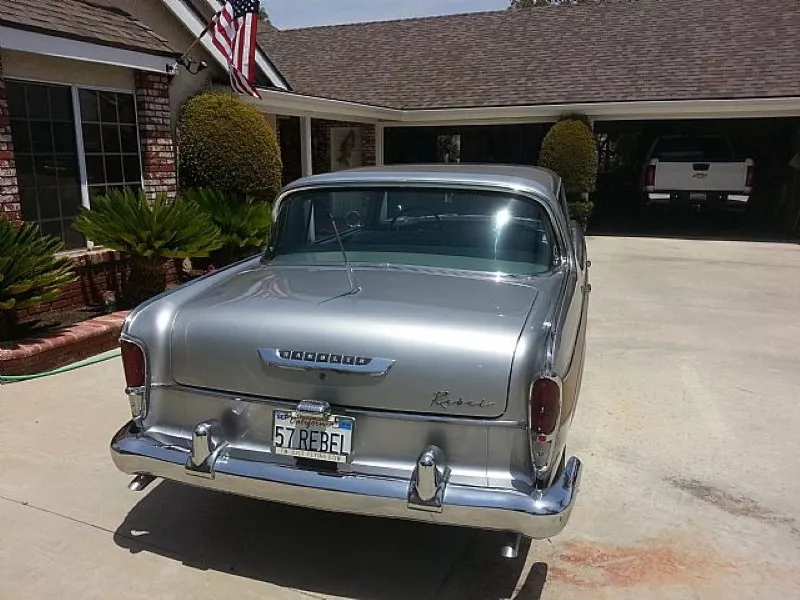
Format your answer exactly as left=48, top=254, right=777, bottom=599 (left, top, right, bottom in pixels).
left=539, top=117, right=599, bottom=198
left=183, top=188, right=272, bottom=263
left=0, top=220, right=76, bottom=313
left=178, top=92, right=282, bottom=201
left=73, top=188, right=222, bottom=303
left=568, top=201, right=595, bottom=231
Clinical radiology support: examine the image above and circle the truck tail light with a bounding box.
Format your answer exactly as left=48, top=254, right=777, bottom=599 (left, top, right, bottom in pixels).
left=745, top=165, right=755, bottom=189
left=121, top=340, right=145, bottom=388
left=530, top=378, right=560, bottom=435
left=644, top=164, right=656, bottom=188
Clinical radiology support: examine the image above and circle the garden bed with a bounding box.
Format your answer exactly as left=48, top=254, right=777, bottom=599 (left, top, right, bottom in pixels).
left=0, top=310, right=129, bottom=378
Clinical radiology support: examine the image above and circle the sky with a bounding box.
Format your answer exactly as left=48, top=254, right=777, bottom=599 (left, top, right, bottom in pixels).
left=268, top=0, right=510, bottom=29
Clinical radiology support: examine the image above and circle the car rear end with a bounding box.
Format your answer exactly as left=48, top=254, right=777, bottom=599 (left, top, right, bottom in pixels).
left=643, top=136, right=754, bottom=209
left=111, top=170, right=583, bottom=553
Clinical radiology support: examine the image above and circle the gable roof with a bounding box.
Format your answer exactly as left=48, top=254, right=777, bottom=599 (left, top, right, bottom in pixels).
left=259, top=0, right=800, bottom=110
left=0, top=0, right=177, bottom=57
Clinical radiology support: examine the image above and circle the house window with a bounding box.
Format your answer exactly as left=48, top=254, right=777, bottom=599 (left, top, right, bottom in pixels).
left=6, top=82, right=84, bottom=248
left=6, top=82, right=143, bottom=250
left=79, top=90, right=142, bottom=198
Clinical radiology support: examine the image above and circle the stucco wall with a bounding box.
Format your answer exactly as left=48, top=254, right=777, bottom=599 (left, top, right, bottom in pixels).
left=1, top=50, right=134, bottom=90
left=91, top=0, right=223, bottom=124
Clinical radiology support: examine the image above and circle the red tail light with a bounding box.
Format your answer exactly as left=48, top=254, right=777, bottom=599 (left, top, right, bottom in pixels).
left=644, top=164, right=656, bottom=188
left=745, top=165, right=755, bottom=188
left=121, top=340, right=145, bottom=388
left=530, top=378, right=560, bottom=435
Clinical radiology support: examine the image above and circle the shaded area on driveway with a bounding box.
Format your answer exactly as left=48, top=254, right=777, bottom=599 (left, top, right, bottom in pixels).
left=113, top=480, right=547, bottom=599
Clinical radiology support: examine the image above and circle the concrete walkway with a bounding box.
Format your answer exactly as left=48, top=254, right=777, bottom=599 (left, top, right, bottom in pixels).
left=2, top=236, right=799, bottom=599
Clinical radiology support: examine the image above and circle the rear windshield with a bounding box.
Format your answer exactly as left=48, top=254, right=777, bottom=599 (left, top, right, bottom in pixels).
left=651, top=137, right=734, bottom=162
left=269, top=187, right=557, bottom=275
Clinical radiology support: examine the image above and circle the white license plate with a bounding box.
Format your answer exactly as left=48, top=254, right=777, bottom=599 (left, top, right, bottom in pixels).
left=272, top=410, right=354, bottom=463
left=689, top=192, right=707, bottom=201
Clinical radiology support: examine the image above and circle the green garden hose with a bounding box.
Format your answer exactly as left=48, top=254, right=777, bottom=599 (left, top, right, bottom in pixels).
left=0, top=349, right=121, bottom=383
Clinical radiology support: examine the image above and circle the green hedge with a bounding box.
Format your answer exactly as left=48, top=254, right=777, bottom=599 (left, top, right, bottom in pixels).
left=178, top=92, right=282, bottom=201
left=539, top=117, right=599, bottom=198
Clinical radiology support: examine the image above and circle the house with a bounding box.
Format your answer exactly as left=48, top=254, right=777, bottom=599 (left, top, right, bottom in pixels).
left=1, top=0, right=799, bottom=269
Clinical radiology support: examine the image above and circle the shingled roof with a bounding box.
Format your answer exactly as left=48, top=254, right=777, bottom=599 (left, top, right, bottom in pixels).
left=0, top=0, right=177, bottom=57
left=259, top=0, right=800, bottom=110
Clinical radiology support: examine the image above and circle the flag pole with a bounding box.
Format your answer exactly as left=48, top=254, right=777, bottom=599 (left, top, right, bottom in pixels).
left=178, top=11, right=220, bottom=67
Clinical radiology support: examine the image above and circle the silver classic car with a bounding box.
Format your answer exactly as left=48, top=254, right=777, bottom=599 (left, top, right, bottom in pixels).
left=112, top=165, right=589, bottom=557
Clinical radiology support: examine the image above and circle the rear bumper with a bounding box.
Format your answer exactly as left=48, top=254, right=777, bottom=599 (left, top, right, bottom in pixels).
left=645, top=191, right=749, bottom=208
left=111, top=420, right=582, bottom=539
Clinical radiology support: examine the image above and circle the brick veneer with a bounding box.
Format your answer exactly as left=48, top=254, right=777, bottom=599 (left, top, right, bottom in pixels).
left=0, top=311, right=129, bottom=376
left=0, top=52, right=21, bottom=223
left=311, top=119, right=377, bottom=175
left=135, top=72, right=177, bottom=199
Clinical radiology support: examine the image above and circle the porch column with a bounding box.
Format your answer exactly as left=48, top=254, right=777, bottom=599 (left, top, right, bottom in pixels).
left=375, top=123, right=384, bottom=166
left=300, top=116, right=312, bottom=177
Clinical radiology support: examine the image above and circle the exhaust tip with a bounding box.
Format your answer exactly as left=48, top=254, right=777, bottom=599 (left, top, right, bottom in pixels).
left=500, top=532, right=522, bottom=559
left=128, top=473, right=156, bottom=492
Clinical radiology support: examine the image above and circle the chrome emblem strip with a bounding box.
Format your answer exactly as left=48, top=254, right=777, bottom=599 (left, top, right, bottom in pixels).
left=258, top=348, right=396, bottom=377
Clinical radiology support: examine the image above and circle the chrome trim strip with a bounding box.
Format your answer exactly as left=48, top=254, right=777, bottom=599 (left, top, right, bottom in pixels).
left=111, top=420, right=582, bottom=539
left=259, top=348, right=396, bottom=377
left=154, top=383, right=527, bottom=428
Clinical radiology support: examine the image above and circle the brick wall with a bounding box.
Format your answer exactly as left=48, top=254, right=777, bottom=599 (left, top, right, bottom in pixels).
left=0, top=52, right=21, bottom=223
left=135, top=72, right=177, bottom=199
left=18, top=250, right=180, bottom=321
left=311, top=119, right=376, bottom=175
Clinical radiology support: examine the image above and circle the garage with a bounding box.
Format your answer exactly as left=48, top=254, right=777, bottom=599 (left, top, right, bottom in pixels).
left=592, top=117, right=800, bottom=238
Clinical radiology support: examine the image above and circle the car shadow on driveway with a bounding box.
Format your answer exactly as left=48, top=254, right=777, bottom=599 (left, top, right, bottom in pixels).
left=113, top=481, right=548, bottom=599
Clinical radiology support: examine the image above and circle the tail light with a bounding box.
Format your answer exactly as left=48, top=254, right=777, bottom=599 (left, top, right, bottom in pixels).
left=121, top=340, right=145, bottom=389
left=745, top=165, right=755, bottom=189
left=644, top=164, right=656, bottom=188
left=530, top=377, right=561, bottom=435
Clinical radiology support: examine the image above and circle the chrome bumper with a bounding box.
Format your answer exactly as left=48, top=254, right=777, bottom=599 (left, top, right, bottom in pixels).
left=110, top=420, right=582, bottom=539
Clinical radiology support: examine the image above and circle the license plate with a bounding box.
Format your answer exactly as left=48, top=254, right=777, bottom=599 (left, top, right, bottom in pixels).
left=272, top=410, right=354, bottom=463
left=689, top=192, right=707, bottom=201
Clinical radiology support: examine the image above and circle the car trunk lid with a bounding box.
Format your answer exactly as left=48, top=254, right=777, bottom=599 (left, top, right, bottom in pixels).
left=170, top=264, right=538, bottom=418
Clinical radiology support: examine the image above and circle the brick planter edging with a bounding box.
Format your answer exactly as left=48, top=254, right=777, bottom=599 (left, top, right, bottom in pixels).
left=0, top=311, right=130, bottom=377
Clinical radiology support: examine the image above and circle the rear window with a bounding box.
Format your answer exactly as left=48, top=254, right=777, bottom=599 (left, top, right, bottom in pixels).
left=651, top=137, right=734, bottom=162
left=269, top=187, right=557, bottom=276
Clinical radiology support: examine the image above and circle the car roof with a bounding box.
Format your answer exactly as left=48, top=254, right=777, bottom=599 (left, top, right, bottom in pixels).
left=281, top=164, right=561, bottom=201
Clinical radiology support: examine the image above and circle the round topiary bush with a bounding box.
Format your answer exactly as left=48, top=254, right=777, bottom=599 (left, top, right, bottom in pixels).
left=178, top=92, right=282, bottom=200
left=538, top=117, right=599, bottom=199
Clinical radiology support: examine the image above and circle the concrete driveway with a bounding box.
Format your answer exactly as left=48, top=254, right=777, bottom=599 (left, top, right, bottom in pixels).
left=2, top=236, right=799, bottom=599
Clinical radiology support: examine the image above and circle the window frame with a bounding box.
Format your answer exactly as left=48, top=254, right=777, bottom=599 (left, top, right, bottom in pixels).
left=5, top=76, right=144, bottom=250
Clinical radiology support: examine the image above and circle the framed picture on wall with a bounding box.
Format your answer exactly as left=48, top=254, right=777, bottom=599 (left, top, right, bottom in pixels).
left=331, top=127, right=362, bottom=171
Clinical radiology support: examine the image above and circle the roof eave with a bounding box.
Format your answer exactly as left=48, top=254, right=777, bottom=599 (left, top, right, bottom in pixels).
left=0, top=24, right=179, bottom=73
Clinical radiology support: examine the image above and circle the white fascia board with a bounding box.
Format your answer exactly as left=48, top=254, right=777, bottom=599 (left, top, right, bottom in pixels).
left=164, top=0, right=288, bottom=90
left=247, top=92, right=800, bottom=126
left=0, top=26, right=173, bottom=73
left=400, top=97, right=800, bottom=125
left=249, top=88, right=399, bottom=122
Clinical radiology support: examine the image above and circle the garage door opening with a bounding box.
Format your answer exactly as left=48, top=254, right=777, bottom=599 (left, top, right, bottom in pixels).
left=592, top=117, right=800, bottom=241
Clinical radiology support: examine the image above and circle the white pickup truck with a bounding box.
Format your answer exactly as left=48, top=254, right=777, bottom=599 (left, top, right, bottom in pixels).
left=642, top=135, right=754, bottom=210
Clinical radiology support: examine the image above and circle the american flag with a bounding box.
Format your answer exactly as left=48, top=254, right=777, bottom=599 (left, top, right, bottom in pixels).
left=209, top=0, right=261, bottom=98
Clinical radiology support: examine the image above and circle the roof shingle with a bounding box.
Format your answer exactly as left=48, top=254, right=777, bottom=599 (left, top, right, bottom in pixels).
left=259, top=0, right=800, bottom=109
left=0, top=0, right=177, bottom=57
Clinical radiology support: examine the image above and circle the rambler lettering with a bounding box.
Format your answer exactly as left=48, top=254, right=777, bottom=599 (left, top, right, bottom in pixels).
left=431, top=391, right=496, bottom=409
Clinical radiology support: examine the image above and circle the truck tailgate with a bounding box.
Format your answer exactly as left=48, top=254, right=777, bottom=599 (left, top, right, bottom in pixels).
left=654, top=161, right=749, bottom=192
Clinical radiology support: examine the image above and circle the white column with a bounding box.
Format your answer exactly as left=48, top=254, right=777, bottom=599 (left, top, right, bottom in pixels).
left=375, top=123, right=385, bottom=166
left=300, top=116, right=313, bottom=177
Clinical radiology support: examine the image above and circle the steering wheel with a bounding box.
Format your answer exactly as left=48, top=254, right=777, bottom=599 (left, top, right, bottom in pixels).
left=389, top=206, right=443, bottom=231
